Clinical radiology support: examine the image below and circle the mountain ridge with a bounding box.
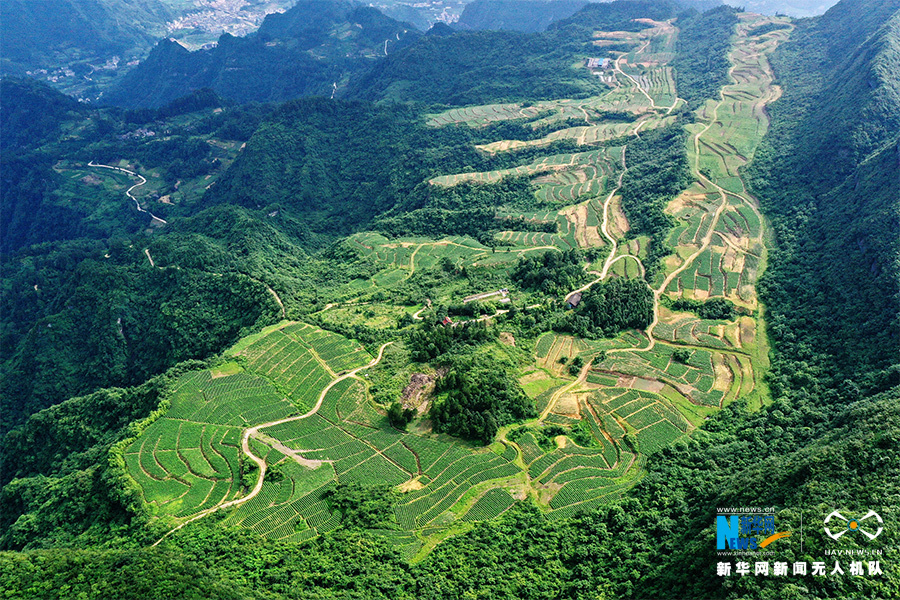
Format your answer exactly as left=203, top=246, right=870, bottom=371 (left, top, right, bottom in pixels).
left=102, top=0, right=421, bottom=108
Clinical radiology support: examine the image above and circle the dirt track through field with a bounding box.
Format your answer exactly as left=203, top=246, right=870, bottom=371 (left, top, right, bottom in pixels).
left=152, top=341, right=393, bottom=547
left=563, top=15, right=789, bottom=362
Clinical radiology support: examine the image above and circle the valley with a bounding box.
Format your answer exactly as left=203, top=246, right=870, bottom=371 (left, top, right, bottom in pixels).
left=2, top=1, right=898, bottom=598
left=114, top=12, right=790, bottom=558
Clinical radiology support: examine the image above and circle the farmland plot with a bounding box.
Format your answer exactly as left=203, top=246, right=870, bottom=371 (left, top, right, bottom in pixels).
left=140, top=15, right=787, bottom=548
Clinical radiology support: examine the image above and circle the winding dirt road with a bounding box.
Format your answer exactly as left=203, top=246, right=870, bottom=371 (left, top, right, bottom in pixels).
left=563, top=17, right=783, bottom=360
left=88, top=161, right=167, bottom=224
left=152, top=341, right=393, bottom=546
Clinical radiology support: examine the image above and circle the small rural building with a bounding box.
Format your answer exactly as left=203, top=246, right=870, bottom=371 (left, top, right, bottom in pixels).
left=567, top=292, right=582, bottom=309
left=584, top=57, right=611, bottom=70
left=441, top=316, right=454, bottom=326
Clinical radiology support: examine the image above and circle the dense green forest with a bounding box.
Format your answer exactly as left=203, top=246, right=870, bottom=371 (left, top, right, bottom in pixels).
left=0, top=80, right=292, bottom=425
left=431, top=354, right=536, bottom=443
left=102, top=1, right=421, bottom=108
left=616, top=126, right=693, bottom=276
left=561, top=278, right=655, bottom=338
left=745, top=0, right=900, bottom=393
left=454, top=0, right=589, bottom=33
left=512, top=249, right=588, bottom=295
left=1, top=0, right=899, bottom=598
left=671, top=6, right=740, bottom=111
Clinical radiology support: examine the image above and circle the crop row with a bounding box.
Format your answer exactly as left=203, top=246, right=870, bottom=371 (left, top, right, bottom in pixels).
left=165, top=371, right=295, bottom=427
left=394, top=450, right=519, bottom=529
left=634, top=420, right=685, bottom=454
left=462, top=488, right=518, bottom=522
left=549, top=477, right=622, bottom=509
left=427, top=103, right=539, bottom=127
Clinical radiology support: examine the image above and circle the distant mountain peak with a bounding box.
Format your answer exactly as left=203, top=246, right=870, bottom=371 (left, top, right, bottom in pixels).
left=101, top=0, right=421, bottom=108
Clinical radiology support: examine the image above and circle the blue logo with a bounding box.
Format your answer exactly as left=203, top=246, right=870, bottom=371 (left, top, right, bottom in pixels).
left=716, top=514, right=790, bottom=550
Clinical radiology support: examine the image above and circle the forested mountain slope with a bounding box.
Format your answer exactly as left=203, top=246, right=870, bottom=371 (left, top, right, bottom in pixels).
left=0, top=81, right=292, bottom=427
left=350, top=0, right=682, bottom=104
left=0, top=0, right=172, bottom=76
left=1, top=0, right=898, bottom=598
left=102, top=0, right=421, bottom=108
left=104, top=0, right=690, bottom=109
left=747, top=0, right=900, bottom=392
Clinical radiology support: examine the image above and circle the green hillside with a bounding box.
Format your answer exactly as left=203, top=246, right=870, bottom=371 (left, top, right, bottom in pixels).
left=102, top=0, right=422, bottom=108
left=350, top=0, right=683, bottom=105
left=0, top=0, right=172, bottom=76
left=1, top=0, right=898, bottom=598
left=746, top=0, right=900, bottom=388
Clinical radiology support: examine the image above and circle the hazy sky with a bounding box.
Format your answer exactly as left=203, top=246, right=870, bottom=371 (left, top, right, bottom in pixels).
left=722, top=0, right=841, bottom=17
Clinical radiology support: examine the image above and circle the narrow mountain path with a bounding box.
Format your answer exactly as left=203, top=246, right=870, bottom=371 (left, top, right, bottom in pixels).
left=245, top=277, right=286, bottom=319
left=403, top=244, right=424, bottom=280
left=264, top=285, right=287, bottom=319
left=151, top=342, right=393, bottom=547
left=539, top=360, right=593, bottom=420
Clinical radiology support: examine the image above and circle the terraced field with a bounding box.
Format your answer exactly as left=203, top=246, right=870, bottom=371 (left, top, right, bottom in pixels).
left=430, top=147, right=623, bottom=208
left=125, top=369, right=294, bottom=520
left=426, top=103, right=544, bottom=127
left=126, top=323, right=372, bottom=523
left=130, top=15, right=787, bottom=551
left=476, top=115, right=675, bottom=154
left=132, top=323, right=530, bottom=557
left=490, top=14, right=789, bottom=517
left=348, top=15, right=783, bottom=525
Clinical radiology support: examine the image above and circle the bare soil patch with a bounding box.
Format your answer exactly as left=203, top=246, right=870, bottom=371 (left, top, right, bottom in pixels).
left=397, top=477, right=425, bottom=493
left=499, top=332, right=516, bottom=347
left=402, top=373, right=435, bottom=410
left=632, top=377, right=665, bottom=393
left=616, top=375, right=635, bottom=388
left=713, top=354, right=734, bottom=392
left=739, top=316, right=755, bottom=347
left=609, top=196, right=630, bottom=237
left=554, top=393, right=581, bottom=417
